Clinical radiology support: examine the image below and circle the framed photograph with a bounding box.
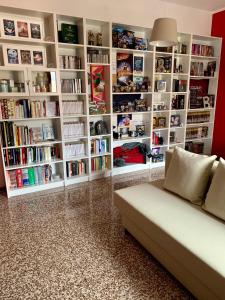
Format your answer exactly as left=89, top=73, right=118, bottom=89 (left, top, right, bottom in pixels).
left=3, top=19, right=15, bottom=36
left=17, top=21, right=29, bottom=38
left=170, top=114, right=181, bottom=127
left=135, top=124, right=145, bottom=136
left=7, top=48, right=19, bottom=64
left=152, top=147, right=160, bottom=155
left=158, top=117, right=166, bottom=128
left=30, top=23, right=41, bottom=39
left=156, top=80, right=167, bottom=92
left=117, top=114, right=132, bottom=127
left=33, top=50, right=44, bottom=65
left=20, top=50, right=32, bottom=65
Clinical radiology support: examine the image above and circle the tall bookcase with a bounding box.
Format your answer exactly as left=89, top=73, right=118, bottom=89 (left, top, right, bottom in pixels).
left=0, top=6, right=222, bottom=197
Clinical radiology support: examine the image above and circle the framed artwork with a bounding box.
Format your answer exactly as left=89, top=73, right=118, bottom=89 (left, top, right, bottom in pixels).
left=2, top=44, right=46, bottom=66
left=30, top=23, right=41, bottom=39
left=17, top=21, right=29, bottom=38
left=3, top=19, right=15, bottom=36
left=170, top=114, right=181, bottom=127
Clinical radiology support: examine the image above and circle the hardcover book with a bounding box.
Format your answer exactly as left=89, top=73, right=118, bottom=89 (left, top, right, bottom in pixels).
left=117, top=53, right=133, bottom=85
left=90, top=65, right=105, bottom=102
left=61, top=23, right=78, bottom=44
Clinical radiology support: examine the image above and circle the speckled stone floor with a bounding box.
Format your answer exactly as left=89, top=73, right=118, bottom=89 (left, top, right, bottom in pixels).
left=0, top=168, right=194, bottom=300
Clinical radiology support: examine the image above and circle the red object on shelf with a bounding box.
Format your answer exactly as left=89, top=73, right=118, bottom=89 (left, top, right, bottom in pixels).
left=211, top=11, right=225, bottom=158
left=113, top=146, right=145, bottom=164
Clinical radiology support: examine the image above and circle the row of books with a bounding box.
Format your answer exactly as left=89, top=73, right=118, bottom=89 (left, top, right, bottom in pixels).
left=63, top=122, right=85, bottom=139
left=190, top=61, right=216, bottom=77
left=59, top=55, right=82, bottom=70
left=192, top=44, right=214, bottom=57
left=64, top=143, right=85, bottom=158
left=186, top=126, right=208, bottom=140
left=91, top=138, right=109, bottom=155
left=3, top=146, right=59, bottom=167
left=91, top=155, right=110, bottom=171
left=66, top=160, right=87, bottom=177
left=87, top=50, right=109, bottom=64
left=187, top=112, right=210, bottom=124
left=62, top=100, right=84, bottom=115
left=7, top=165, right=54, bottom=189
left=0, top=122, right=55, bottom=147
left=61, top=79, right=82, bottom=94
left=0, top=99, right=58, bottom=119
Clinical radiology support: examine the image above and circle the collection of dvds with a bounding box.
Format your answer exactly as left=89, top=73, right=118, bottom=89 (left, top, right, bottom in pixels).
left=192, top=44, right=214, bottom=57
left=186, top=126, right=208, bottom=140
left=59, top=55, right=82, bottom=70
left=91, top=138, right=109, bottom=155
left=87, top=50, right=109, bottom=64
left=187, top=112, right=210, bottom=124
left=0, top=122, right=55, bottom=147
left=66, top=160, right=87, bottom=177
left=3, top=145, right=59, bottom=167
left=7, top=165, right=54, bottom=189
left=63, top=122, right=85, bottom=139
left=190, top=61, right=216, bottom=77
left=61, top=79, right=82, bottom=94
left=0, top=98, right=58, bottom=119
left=64, top=143, right=85, bottom=158
left=62, top=100, right=84, bottom=115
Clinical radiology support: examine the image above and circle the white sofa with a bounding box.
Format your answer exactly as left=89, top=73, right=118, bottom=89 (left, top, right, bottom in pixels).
left=114, top=150, right=225, bottom=300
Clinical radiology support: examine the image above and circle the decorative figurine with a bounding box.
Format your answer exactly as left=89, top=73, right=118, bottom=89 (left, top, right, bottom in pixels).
left=96, top=32, right=103, bottom=46
left=88, top=30, right=95, bottom=45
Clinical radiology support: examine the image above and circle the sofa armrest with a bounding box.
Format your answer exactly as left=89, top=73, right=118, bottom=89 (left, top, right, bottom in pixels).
left=165, top=149, right=174, bottom=176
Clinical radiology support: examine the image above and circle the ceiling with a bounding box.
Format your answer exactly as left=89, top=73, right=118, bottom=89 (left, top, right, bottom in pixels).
left=160, top=0, right=225, bottom=11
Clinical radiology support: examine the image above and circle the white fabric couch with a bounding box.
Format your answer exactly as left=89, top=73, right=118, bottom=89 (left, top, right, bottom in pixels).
left=114, top=151, right=225, bottom=300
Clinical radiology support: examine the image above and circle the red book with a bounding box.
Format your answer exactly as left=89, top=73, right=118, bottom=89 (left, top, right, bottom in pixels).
left=16, top=169, right=23, bottom=188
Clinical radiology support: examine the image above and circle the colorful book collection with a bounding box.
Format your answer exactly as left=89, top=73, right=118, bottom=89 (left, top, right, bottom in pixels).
left=63, top=122, right=85, bottom=139
left=187, top=112, right=210, bottom=124
left=59, top=55, right=82, bottom=69
left=91, top=155, right=110, bottom=171
left=61, top=79, right=82, bottom=94
left=62, top=100, right=84, bottom=115
left=3, top=145, right=59, bottom=167
left=186, top=126, right=208, bottom=140
left=0, top=99, right=58, bottom=119
left=91, top=138, right=109, bottom=155
left=66, top=160, right=87, bottom=177
left=87, top=49, right=109, bottom=64
left=7, top=165, right=53, bottom=189
left=64, top=143, right=85, bottom=158
left=192, top=44, right=214, bottom=57
left=0, top=122, right=55, bottom=147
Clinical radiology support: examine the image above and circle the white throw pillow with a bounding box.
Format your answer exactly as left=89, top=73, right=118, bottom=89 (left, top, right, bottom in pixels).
left=164, top=147, right=217, bottom=205
left=203, top=158, right=225, bottom=220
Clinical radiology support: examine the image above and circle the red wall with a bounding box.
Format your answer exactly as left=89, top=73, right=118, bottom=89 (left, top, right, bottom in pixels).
left=211, top=11, right=225, bottom=158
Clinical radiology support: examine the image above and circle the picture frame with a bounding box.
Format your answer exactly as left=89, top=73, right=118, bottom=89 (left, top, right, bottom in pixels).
left=156, top=80, right=167, bottom=92
left=2, top=44, right=46, bottom=67
left=158, top=117, right=167, bottom=128
left=170, top=114, right=181, bottom=127
left=17, top=20, right=29, bottom=38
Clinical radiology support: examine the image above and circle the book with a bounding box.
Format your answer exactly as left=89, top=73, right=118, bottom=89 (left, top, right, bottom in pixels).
left=90, top=65, right=105, bottom=102
left=117, top=53, right=133, bottom=85
left=61, top=23, right=78, bottom=44
left=28, top=168, right=35, bottom=185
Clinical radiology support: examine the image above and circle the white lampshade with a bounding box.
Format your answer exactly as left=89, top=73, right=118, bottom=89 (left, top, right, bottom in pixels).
left=150, top=18, right=178, bottom=47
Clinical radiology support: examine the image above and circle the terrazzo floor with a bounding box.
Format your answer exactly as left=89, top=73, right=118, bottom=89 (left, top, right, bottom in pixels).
left=0, top=168, right=194, bottom=300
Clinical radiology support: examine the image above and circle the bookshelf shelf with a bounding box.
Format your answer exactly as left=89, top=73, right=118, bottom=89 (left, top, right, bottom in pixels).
left=0, top=6, right=221, bottom=197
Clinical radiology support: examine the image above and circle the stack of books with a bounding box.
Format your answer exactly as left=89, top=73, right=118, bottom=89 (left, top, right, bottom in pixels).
left=91, top=156, right=109, bottom=171
left=59, top=55, right=82, bottom=69
left=64, top=143, right=85, bottom=158
left=63, top=122, right=85, bottom=139
left=66, top=160, right=87, bottom=177
left=6, top=165, right=54, bottom=189
left=91, top=138, right=109, bottom=155
left=0, top=99, right=58, bottom=119
left=3, top=145, right=59, bottom=167
left=0, top=122, right=55, bottom=147
left=62, top=100, right=83, bottom=115
left=61, top=79, right=82, bottom=94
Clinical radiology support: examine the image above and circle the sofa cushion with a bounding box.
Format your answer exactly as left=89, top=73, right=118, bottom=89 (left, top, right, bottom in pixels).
left=165, top=148, right=219, bottom=177
left=203, top=158, right=225, bottom=221
left=164, top=147, right=216, bottom=205
left=114, top=181, right=225, bottom=299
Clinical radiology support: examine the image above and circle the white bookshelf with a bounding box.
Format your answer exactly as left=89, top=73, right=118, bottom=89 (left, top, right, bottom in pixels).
left=0, top=5, right=222, bottom=197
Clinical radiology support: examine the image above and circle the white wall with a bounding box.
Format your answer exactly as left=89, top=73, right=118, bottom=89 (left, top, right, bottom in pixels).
left=0, top=0, right=212, bottom=35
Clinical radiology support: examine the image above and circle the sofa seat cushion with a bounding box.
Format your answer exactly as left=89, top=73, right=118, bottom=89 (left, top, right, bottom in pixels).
left=114, top=180, right=225, bottom=298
